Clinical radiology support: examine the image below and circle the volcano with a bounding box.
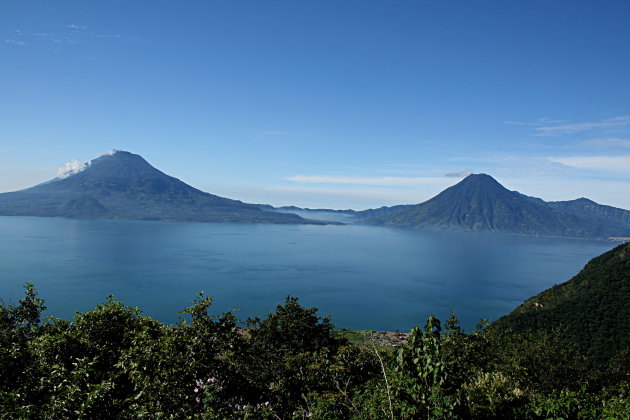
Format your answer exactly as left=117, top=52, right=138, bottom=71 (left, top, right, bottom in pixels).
left=0, top=151, right=310, bottom=224
left=365, top=173, right=630, bottom=239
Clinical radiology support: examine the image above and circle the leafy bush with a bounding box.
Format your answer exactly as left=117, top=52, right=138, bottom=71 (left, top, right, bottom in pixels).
left=1, top=285, right=628, bottom=419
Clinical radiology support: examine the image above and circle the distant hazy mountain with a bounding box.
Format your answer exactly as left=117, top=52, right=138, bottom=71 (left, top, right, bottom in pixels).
left=492, top=241, right=630, bottom=365
left=256, top=205, right=356, bottom=223
left=363, top=173, right=630, bottom=239
left=275, top=206, right=356, bottom=215
left=260, top=204, right=416, bottom=224
left=548, top=198, right=630, bottom=228
left=353, top=204, right=414, bottom=221
left=0, top=151, right=312, bottom=224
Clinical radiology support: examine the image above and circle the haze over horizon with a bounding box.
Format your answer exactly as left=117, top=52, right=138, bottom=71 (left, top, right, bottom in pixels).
left=2, top=0, right=629, bottom=210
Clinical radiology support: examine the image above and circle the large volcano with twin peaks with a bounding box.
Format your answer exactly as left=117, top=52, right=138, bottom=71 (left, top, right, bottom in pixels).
left=364, top=173, right=630, bottom=239
left=0, top=151, right=311, bottom=224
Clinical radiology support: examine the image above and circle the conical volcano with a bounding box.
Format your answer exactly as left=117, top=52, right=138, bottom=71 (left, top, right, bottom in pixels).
left=0, top=151, right=309, bottom=224
left=368, top=173, right=630, bottom=238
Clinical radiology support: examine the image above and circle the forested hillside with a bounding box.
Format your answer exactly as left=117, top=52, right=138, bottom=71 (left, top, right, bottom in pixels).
left=1, top=281, right=628, bottom=419
left=492, top=241, right=630, bottom=365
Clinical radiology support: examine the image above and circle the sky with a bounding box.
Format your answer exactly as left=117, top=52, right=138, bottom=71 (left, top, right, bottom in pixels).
left=1, top=0, right=630, bottom=210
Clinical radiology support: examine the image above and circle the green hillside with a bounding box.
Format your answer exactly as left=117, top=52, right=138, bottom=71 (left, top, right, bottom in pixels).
left=492, top=241, right=630, bottom=365
left=2, top=284, right=628, bottom=419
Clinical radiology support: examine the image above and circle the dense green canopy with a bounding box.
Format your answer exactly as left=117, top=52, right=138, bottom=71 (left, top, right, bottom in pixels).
left=1, top=279, right=628, bottom=419
left=493, top=241, right=630, bottom=365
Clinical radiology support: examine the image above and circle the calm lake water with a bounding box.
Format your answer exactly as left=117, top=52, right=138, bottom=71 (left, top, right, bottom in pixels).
left=0, top=216, right=615, bottom=331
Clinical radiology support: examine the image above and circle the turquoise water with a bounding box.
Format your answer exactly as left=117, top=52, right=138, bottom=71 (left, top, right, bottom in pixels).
left=0, top=216, right=614, bottom=331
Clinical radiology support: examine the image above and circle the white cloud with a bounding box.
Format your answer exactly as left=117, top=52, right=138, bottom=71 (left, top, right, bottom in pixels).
left=56, top=159, right=90, bottom=179
left=581, top=137, right=630, bottom=149
left=286, top=174, right=449, bottom=187
left=548, top=155, right=630, bottom=174
left=535, top=115, right=630, bottom=136
left=445, top=170, right=473, bottom=178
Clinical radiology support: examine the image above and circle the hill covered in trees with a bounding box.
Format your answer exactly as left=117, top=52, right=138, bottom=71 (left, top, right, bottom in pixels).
left=492, top=241, right=630, bottom=365
left=2, top=274, right=628, bottom=418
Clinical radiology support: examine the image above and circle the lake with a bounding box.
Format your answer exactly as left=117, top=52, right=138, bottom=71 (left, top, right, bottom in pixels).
left=0, top=216, right=615, bottom=331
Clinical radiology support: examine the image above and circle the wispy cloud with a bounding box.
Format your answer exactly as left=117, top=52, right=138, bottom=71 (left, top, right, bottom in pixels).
left=581, top=137, right=630, bottom=149
left=445, top=170, right=472, bottom=178
left=90, top=32, right=123, bottom=39
left=504, top=118, right=569, bottom=126
left=259, top=130, right=310, bottom=138
left=286, top=174, right=448, bottom=187
left=9, top=25, right=124, bottom=50
left=548, top=155, right=630, bottom=174
left=4, top=39, right=27, bottom=46
left=448, top=154, right=576, bottom=177
left=535, top=115, right=630, bottom=136
left=260, top=130, right=291, bottom=136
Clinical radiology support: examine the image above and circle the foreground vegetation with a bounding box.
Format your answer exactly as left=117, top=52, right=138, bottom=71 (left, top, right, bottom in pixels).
left=1, top=285, right=628, bottom=419
left=492, top=241, right=630, bottom=366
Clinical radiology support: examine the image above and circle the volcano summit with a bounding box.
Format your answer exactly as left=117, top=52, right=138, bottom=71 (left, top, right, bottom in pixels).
left=0, top=151, right=310, bottom=224
left=361, top=173, right=630, bottom=240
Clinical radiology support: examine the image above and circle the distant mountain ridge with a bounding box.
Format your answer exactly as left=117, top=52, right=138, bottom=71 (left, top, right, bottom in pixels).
left=548, top=198, right=630, bottom=227
left=3, top=156, right=629, bottom=236
left=0, top=151, right=314, bottom=224
left=360, top=174, right=630, bottom=240
left=353, top=204, right=414, bottom=221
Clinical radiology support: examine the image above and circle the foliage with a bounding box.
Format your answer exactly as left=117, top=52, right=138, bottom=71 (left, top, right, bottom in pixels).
left=1, top=285, right=628, bottom=419
left=492, top=241, right=630, bottom=366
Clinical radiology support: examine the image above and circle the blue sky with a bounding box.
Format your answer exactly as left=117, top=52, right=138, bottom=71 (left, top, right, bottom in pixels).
left=2, top=0, right=630, bottom=209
